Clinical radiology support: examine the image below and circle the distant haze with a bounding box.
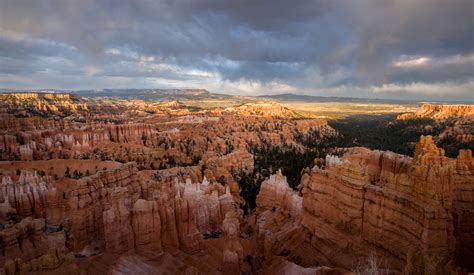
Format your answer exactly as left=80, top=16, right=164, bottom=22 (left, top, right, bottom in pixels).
left=0, top=0, right=473, bottom=101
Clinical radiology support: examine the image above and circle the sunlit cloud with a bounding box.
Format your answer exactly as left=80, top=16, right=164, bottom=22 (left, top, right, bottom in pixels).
left=393, top=54, right=474, bottom=68
left=393, top=56, right=431, bottom=68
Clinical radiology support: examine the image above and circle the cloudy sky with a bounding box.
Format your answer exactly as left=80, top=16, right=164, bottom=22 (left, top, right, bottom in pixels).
left=0, top=0, right=473, bottom=100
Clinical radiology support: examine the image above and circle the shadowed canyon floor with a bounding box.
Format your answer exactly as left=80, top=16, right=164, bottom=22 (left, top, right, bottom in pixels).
left=0, top=92, right=472, bottom=274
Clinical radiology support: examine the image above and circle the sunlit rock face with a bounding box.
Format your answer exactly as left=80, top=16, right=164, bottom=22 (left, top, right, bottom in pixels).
left=254, top=170, right=308, bottom=266
left=398, top=103, right=474, bottom=120
left=398, top=104, right=474, bottom=145
left=256, top=169, right=302, bottom=219
left=254, top=135, right=473, bottom=272
left=0, top=95, right=335, bottom=172
left=0, top=92, right=88, bottom=120
left=224, top=101, right=302, bottom=118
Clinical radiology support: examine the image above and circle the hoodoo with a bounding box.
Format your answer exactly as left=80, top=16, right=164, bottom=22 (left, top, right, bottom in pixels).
left=0, top=92, right=471, bottom=273
left=253, top=135, right=473, bottom=272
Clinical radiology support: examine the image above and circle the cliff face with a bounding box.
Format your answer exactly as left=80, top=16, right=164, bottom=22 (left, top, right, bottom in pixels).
left=0, top=93, right=88, bottom=117
left=398, top=104, right=474, bottom=120
left=397, top=104, right=474, bottom=146
left=256, top=170, right=302, bottom=218
left=68, top=163, right=241, bottom=255
left=254, top=136, right=473, bottom=272
left=0, top=218, right=77, bottom=275
left=253, top=171, right=309, bottom=266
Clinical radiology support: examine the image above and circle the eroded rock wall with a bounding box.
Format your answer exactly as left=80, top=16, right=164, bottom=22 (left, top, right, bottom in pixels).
left=254, top=135, right=473, bottom=272
left=0, top=161, right=243, bottom=273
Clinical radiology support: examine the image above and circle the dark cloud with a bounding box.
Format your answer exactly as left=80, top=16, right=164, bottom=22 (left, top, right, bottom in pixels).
left=0, top=0, right=472, bottom=100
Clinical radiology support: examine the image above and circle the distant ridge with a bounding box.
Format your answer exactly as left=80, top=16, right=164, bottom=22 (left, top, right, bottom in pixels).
left=260, top=93, right=474, bottom=104
left=2, top=89, right=471, bottom=104
left=259, top=93, right=419, bottom=104
left=72, top=89, right=235, bottom=101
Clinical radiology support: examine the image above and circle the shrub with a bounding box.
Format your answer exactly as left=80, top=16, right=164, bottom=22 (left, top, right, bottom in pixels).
left=353, top=252, right=383, bottom=275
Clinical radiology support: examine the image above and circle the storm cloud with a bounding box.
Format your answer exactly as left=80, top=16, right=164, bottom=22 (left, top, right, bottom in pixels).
left=0, top=0, right=473, bottom=100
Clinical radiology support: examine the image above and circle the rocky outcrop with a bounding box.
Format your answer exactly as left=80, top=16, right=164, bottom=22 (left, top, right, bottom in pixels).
left=298, top=135, right=473, bottom=271
left=397, top=104, right=474, bottom=145
left=102, top=190, right=136, bottom=253
left=221, top=209, right=244, bottom=275
left=203, top=149, right=254, bottom=173
left=256, top=169, right=302, bottom=218
left=0, top=115, right=72, bottom=132
left=10, top=93, right=470, bottom=273
left=0, top=216, right=78, bottom=274
left=67, top=163, right=223, bottom=256
left=253, top=171, right=311, bottom=268
left=224, top=101, right=303, bottom=118
left=398, top=103, right=474, bottom=120
left=252, top=135, right=473, bottom=272
left=0, top=92, right=88, bottom=117
left=132, top=199, right=162, bottom=252
left=106, top=123, right=155, bottom=144
left=0, top=171, right=59, bottom=222
left=68, top=163, right=141, bottom=254
left=0, top=160, right=247, bottom=272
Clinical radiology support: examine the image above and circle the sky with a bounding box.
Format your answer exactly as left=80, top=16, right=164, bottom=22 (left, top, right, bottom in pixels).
left=0, top=0, right=473, bottom=101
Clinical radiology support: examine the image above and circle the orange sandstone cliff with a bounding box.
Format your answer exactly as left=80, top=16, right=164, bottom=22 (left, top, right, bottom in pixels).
left=398, top=103, right=474, bottom=120
left=254, top=135, right=473, bottom=272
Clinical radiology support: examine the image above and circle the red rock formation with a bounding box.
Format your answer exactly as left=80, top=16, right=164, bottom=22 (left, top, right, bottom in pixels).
left=174, top=195, right=204, bottom=254
left=398, top=104, right=474, bottom=144
left=252, top=135, right=473, bottom=272
left=221, top=209, right=244, bottom=275
left=0, top=171, right=58, bottom=222
left=203, top=149, right=254, bottom=173
left=0, top=92, right=88, bottom=117
left=224, top=101, right=303, bottom=118
left=132, top=199, right=162, bottom=252
left=254, top=171, right=308, bottom=267
left=298, top=135, right=473, bottom=271
left=398, top=103, right=474, bottom=120
left=68, top=163, right=141, bottom=254
left=0, top=115, right=72, bottom=132
left=106, top=123, right=155, bottom=144
left=0, top=216, right=78, bottom=274
left=66, top=163, right=208, bottom=256
left=102, top=189, right=135, bottom=253
left=256, top=169, right=302, bottom=218
left=0, top=161, right=246, bottom=272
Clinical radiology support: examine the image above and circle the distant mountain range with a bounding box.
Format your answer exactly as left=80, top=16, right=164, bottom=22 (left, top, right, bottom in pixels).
left=72, top=89, right=236, bottom=101
left=1, top=89, right=470, bottom=104
left=73, top=90, right=420, bottom=104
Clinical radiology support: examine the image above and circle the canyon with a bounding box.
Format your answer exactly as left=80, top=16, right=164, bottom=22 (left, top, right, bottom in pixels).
left=0, top=92, right=472, bottom=274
